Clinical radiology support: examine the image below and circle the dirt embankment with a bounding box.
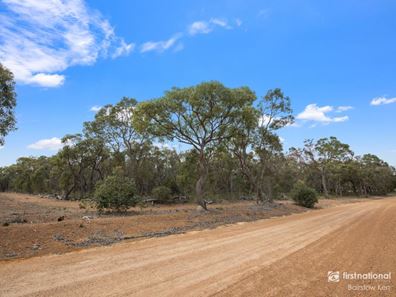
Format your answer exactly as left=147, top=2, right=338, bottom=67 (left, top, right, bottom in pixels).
left=0, top=196, right=394, bottom=297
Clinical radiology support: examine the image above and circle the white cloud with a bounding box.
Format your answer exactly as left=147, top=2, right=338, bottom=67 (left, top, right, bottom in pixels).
left=0, top=0, right=134, bottom=87
left=287, top=122, right=301, bottom=127
left=27, top=137, right=64, bottom=151
left=188, top=18, right=232, bottom=36
left=28, top=73, right=66, bottom=87
left=370, top=96, right=396, bottom=106
left=140, top=34, right=182, bottom=53
left=332, top=116, right=349, bottom=122
left=296, top=104, right=350, bottom=124
left=235, top=18, right=242, bottom=27
left=90, top=105, right=102, bottom=113
left=153, top=142, right=175, bottom=150
left=112, top=40, right=135, bottom=59
left=259, top=115, right=272, bottom=126
left=297, top=104, right=333, bottom=122
left=140, top=17, right=237, bottom=54
left=210, top=18, right=230, bottom=29
left=188, top=21, right=212, bottom=35
left=336, top=105, right=353, bottom=112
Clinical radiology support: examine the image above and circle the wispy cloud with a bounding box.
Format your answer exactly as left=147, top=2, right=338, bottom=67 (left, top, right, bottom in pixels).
left=142, top=17, right=238, bottom=54
left=112, top=40, right=135, bottom=59
left=2, top=1, right=242, bottom=85
left=188, top=18, right=233, bottom=35
left=370, top=96, right=396, bottom=106
left=296, top=104, right=350, bottom=124
left=210, top=18, right=231, bottom=29
left=27, top=137, right=64, bottom=151
left=336, top=105, right=353, bottom=112
left=90, top=105, right=102, bottom=113
left=0, top=0, right=134, bottom=87
left=188, top=21, right=212, bottom=35
left=140, top=34, right=182, bottom=53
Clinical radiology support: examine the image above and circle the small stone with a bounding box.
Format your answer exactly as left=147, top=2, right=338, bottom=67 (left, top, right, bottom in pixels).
left=196, top=205, right=206, bottom=212
left=32, top=243, right=40, bottom=250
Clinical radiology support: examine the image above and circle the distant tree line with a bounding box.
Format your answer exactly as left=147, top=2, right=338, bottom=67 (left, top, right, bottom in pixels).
left=0, top=81, right=395, bottom=209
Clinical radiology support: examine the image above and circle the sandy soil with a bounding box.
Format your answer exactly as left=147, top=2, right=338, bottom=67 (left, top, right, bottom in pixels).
left=0, top=193, right=310, bottom=259
left=1, top=195, right=394, bottom=296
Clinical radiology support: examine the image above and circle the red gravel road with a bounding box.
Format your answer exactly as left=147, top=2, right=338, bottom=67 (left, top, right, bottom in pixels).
left=1, top=197, right=395, bottom=297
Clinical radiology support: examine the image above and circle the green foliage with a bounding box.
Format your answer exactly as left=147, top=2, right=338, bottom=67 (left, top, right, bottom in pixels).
left=152, top=185, right=172, bottom=203
left=290, top=181, right=318, bottom=208
left=0, top=63, right=16, bottom=145
left=135, top=81, right=256, bottom=208
left=94, top=175, right=138, bottom=212
left=229, top=88, right=294, bottom=203
left=134, top=81, right=256, bottom=146
left=0, top=82, right=394, bottom=205
left=289, top=137, right=395, bottom=197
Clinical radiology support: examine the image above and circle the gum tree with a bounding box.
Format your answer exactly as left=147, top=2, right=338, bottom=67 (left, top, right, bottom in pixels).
left=290, top=136, right=353, bottom=197
left=135, top=81, right=255, bottom=209
left=0, top=64, right=16, bottom=145
left=229, top=88, right=294, bottom=203
left=84, top=97, right=152, bottom=192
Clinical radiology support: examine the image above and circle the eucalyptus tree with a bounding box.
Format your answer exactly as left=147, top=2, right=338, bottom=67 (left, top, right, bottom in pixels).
left=84, top=97, right=152, bottom=190
left=229, top=88, right=293, bottom=203
left=0, top=167, right=10, bottom=192
left=207, top=149, right=244, bottom=199
left=358, top=154, right=395, bottom=195
left=300, top=137, right=353, bottom=197
left=59, top=134, right=109, bottom=199
left=0, top=64, right=16, bottom=145
left=134, top=81, right=255, bottom=209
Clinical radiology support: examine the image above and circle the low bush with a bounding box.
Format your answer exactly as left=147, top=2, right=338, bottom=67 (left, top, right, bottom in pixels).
left=290, top=181, right=318, bottom=208
left=94, top=175, right=138, bottom=212
left=152, top=185, right=172, bottom=203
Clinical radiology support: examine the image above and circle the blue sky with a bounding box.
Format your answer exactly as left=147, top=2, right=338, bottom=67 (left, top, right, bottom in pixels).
left=0, top=0, right=395, bottom=166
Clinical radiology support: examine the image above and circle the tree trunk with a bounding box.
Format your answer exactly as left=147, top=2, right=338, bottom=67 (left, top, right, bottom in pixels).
left=229, top=173, right=233, bottom=199
left=320, top=167, right=329, bottom=197
left=266, top=178, right=274, bottom=203
left=195, top=149, right=208, bottom=210
left=256, top=186, right=264, bottom=204
left=351, top=181, right=358, bottom=196
left=64, top=185, right=75, bottom=200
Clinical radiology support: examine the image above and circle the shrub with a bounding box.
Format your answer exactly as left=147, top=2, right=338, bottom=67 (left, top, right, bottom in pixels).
left=94, top=175, right=138, bottom=212
left=290, top=181, right=318, bottom=208
left=152, top=185, right=172, bottom=203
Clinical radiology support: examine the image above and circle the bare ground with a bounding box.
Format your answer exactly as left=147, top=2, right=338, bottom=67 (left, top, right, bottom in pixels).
left=0, top=193, right=394, bottom=296
left=0, top=192, right=314, bottom=260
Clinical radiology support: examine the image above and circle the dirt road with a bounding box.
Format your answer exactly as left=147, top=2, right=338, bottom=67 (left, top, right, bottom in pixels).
left=1, top=198, right=395, bottom=297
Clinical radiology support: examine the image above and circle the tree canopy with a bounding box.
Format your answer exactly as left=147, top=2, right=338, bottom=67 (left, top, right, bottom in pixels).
left=1, top=81, right=394, bottom=210
left=0, top=63, right=17, bottom=145
left=135, top=81, right=256, bottom=209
